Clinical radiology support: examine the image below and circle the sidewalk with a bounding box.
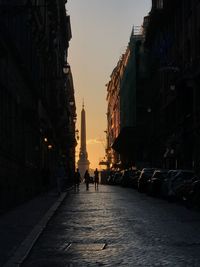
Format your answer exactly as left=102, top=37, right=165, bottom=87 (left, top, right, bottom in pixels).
left=0, top=187, right=72, bottom=267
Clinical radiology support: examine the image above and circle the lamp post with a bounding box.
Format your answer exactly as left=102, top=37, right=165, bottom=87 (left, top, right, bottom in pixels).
left=72, top=115, right=79, bottom=169
left=63, top=64, right=70, bottom=75
left=75, top=129, right=79, bottom=140
left=74, top=129, right=79, bottom=169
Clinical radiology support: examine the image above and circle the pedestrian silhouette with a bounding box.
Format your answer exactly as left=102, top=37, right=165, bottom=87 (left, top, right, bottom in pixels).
left=94, top=168, right=99, bottom=190
left=74, top=168, right=81, bottom=192
left=84, top=170, right=90, bottom=190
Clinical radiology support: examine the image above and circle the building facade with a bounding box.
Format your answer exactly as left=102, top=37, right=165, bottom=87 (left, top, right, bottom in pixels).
left=106, top=0, right=200, bottom=172
left=106, top=26, right=148, bottom=170
left=145, top=0, right=200, bottom=170
left=0, top=0, right=76, bottom=210
left=106, top=59, right=122, bottom=169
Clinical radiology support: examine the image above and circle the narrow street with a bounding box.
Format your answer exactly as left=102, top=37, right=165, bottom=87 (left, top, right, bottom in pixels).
left=23, top=184, right=200, bottom=266
left=1, top=1, right=200, bottom=266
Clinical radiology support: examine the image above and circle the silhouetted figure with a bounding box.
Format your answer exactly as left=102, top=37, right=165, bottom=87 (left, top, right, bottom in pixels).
left=84, top=170, right=90, bottom=190
left=74, top=168, right=81, bottom=191
left=94, top=168, right=99, bottom=190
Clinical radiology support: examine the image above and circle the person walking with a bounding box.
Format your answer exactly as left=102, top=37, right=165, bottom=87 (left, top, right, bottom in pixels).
left=94, top=168, right=99, bottom=190
left=84, top=170, right=90, bottom=190
left=74, top=168, right=81, bottom=191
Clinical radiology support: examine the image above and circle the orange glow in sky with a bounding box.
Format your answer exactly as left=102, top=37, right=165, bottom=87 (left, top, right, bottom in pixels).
left=67, top=0, right=151, bottom=170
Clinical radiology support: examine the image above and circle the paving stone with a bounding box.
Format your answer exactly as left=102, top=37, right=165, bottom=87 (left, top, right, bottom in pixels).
left=22, top=184, right=200, bottom=266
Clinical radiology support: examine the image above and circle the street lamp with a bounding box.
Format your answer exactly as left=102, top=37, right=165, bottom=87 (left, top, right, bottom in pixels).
left=48, top=144, right=53, bottom=150
left=73, top=116, right=77, bottom=123
left=75, top=129, right=79, bottom=141
left=63, top=64, right=70, bottom=74
left=69, top=101, right=74, bottom=106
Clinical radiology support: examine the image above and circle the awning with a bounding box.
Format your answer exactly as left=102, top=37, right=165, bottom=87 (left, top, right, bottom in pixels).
left=112, top=127, right=135, bottom=155
left=99, top=160, right=109, bottom=166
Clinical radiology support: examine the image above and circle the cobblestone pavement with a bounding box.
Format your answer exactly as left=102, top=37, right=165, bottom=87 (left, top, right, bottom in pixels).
left=23, top=184, right=200, bottom=267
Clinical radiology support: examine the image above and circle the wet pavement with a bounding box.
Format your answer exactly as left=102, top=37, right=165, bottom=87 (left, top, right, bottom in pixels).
left=22, top=184, right=200, bottom=266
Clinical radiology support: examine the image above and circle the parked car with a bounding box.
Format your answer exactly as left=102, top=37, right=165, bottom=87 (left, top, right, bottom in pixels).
left=120, top=170, right=131, bottom=187
left=130, top=170, right=141, bottom=189
left=146, top=169, right=169, bottom=196
left=174, top=174, right=199, bottom=203
left=114, top=172, right=123, bottom=185
left=163, top=170, right=196, bottom=201
left=138, top=168, right=156, bottom=192
left=187, top=179, right=200, bottom=208
left=160, top=170, right=178, bottom=199
left=120, top=169, right=137, bottom=187
left=107, top=173, right=115, bottom=185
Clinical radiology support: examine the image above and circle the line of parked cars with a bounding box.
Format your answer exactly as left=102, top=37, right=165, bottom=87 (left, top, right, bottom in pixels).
left=106, top=168, right=200, bottom=209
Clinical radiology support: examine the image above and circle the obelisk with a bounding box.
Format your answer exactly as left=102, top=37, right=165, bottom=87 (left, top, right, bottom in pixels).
left=77, top=102, right=90, bottom=178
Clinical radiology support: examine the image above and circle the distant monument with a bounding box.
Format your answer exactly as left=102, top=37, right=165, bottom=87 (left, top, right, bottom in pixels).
left=77, top=102, right=90, bottom=178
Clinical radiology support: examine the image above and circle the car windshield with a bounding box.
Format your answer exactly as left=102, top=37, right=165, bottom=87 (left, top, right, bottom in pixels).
left=179, top=172, right=194, bottom=180
left=141, top=171, right=154, bottom=177
left=143, top=168, right=154, bottom=171
left=167, top=171, right=178, bottom=178
left=153, top=172, right=167, bottom=179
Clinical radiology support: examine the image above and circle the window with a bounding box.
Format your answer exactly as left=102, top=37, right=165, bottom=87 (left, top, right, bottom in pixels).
left=157, top=0, right=163, bottom=9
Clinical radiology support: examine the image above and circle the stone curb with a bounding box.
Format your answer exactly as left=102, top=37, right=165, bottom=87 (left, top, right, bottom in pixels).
left=3, top=189, right=71, bottom=267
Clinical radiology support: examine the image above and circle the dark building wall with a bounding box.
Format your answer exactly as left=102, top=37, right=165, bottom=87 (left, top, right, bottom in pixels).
left=108, top=0, right=200, bottom=171
left=109, top=28, right=149, bottom=169
left=0, top=0, right=76, bottom=210
left=144, top=0, right=200, bottom=171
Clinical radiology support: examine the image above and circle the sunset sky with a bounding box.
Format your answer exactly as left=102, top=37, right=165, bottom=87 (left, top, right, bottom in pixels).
left=67, top=0, right=151, bottom=170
